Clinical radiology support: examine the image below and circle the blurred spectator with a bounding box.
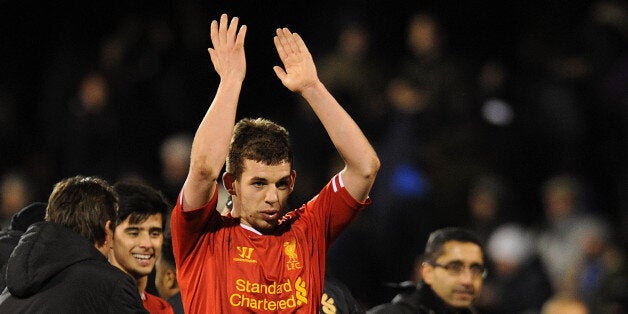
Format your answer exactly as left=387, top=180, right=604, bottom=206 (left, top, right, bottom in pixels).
left=0, top=172, right=34, bottom=231
left=316, top=20, right=386, bottom=138
left=573, top=220, right=627, bottom=313
left=397, top=11, right=470, bottom=132
left=470, top=60, right=529, bottom=185
left=157, top=133, right=193, bottom=203
left=534, top=173, right=611, bottom=294
left=465, top=174, right=514, bottom=242
left=98, top=14, right=179, bottom=180
left=541, top=295, right=589, bottom=314
left=395, top=11, right=481, bottom=228
left=44, top=71, right=120, bottom=182
left=477, top=223, right=553, bottom=313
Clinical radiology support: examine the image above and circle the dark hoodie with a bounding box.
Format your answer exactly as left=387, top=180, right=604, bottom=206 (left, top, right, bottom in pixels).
left=0, top=202, right=46, bottom=291
left=0, top=221, right=147, bottom=313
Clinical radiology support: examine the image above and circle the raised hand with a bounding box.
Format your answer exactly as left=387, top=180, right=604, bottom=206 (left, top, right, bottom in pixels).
left=208, top=14, right=247, bottom=82
left=272, top=28, right=320, bottom=93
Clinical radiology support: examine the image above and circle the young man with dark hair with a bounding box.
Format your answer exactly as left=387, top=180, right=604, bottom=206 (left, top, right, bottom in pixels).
left=368, top=228, right=486, bottom=313
left=0, top=176, right=147, bottom=313
left=171, top=13, right=380, bottom=313
left=110, top=180, right=174, bottom=314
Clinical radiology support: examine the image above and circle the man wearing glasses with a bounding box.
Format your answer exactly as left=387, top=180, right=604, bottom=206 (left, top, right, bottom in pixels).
left=368, top=227, right=486, bottom=313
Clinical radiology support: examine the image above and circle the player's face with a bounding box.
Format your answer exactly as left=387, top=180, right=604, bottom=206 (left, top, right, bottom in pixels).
left=234, top=159, right=295, bottom=233
left=110, top=214, right=164, bottom=280
left=422, top=241, right=484, bottom=309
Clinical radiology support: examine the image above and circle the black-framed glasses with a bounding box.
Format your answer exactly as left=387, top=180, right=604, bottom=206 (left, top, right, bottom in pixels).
left=429, top=261, right=488, bottom=279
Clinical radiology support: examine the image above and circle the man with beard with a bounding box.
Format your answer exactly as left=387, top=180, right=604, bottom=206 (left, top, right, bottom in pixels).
left=368, top=228, right=486, bottom=313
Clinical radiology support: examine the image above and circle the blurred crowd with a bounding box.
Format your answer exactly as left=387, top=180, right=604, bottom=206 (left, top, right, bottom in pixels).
left=1, top=0, right=627, bottom=312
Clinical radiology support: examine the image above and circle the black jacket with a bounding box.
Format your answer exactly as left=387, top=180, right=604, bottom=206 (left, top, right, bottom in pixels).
left=0, top=221, right=148, bottom=313
left=0, top=202, right=46, bottom=291
left=321, top=276, right=365, bottom=313
left=0, top=229, right=22, bottom=291
left=367, top=282, right=476, bottom=314
left=167, top=292, right=184, bottom=314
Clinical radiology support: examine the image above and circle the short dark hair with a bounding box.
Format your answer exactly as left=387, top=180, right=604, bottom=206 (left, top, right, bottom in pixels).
left=423, top=227, right=484, bottom=263
left=113, top=180, right=170, bottom=230
left=226, top=118, right=293, bottom=180
left=45, top=176, right=117, bottom=246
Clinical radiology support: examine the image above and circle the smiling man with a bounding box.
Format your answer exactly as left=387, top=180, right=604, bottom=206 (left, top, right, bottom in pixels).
left=171, top=13, right=379, bottom=314
left=110, top=181, right=174, bottom=314
left=368, top=228, right=486, bottom=313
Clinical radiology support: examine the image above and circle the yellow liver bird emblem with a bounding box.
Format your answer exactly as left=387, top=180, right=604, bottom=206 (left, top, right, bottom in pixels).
left=284, top=239, right=302, bottom=270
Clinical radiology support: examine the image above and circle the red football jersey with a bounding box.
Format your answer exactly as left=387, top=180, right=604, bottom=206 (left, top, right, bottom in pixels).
left=171, top=174, right=370, bottom=313
left=143, top=291, right=174, bottom=314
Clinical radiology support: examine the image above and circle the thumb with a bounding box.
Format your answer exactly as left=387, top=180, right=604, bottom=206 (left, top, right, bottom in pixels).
left=208, top=48, right=218, bottom=69
left=273, top=66, right=286, bottom=81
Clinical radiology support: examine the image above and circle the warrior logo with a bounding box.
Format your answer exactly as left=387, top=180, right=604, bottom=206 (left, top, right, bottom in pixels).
left=234, top=246, right=256, bottom=263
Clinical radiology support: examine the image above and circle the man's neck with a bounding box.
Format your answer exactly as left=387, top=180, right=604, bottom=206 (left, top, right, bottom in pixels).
left=136, top=275, right=148, bottom=295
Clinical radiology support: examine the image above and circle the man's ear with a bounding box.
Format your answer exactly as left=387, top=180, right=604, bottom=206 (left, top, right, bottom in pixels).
left=105, top=220, right=114, bottom=248
left=420, top=262, right=434, bottom=285
left=289, top=170, right=297, bottom=192
left=222, top=172, right=236, bottom=195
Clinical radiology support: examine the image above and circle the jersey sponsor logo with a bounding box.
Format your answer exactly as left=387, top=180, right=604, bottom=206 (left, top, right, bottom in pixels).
left=284, top=239, right=302, bottom=270
left=294, top=277, right=308, bottom=305
left=321, top=293, right=337, bottom=313
left=234, top=246, right=256, bottom=263
left=229, top=277, right=309, bottom=311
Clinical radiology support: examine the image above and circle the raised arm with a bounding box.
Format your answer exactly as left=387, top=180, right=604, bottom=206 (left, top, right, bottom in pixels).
left=182, top=14, right=247, bottom=211
left=273, top=28, right=379, bottom=201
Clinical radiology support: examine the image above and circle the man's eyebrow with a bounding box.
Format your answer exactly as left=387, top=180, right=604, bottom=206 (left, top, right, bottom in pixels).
left=124, top=226, right=140, bottom=232
left=277, top=175, right=291, bottom=182
left=249, top=176, right=268, bottom=182
left=442, top=259, right=484, bottom=266
left=441, top=259, right=463, bottom=263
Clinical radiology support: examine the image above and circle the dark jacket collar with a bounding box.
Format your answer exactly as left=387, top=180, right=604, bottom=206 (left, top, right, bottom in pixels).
left=393, top=282, right=475, bottom=314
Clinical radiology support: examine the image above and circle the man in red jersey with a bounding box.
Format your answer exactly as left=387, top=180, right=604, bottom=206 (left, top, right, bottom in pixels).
left=171, top=13, right=380, bottom=313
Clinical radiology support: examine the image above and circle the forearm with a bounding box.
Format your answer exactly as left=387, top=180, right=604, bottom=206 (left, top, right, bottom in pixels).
left=184, top=78, right=243, bottom=209
left=301, top=81, right=380, bottom=200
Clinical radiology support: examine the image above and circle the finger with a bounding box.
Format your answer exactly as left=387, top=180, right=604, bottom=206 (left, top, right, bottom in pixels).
left=283, top=28, right=299, bottom=55
left=227, top=16, right=239, bottom=44
left=293, top=33, right=310, bottom=56
left=274, top=33, right=287, bottom=61
left=277, top=28, right=293, bottom=55
left=210, top=20, right=218, bottom=47
left=235, top=24, right=247, bottom=48
left=219, top=13, right=228, bottom=44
